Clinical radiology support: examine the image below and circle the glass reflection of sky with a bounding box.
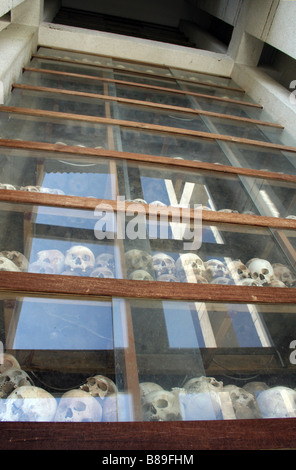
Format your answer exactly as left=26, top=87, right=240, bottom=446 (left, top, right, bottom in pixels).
left=43, top=170, right=113, bottom=199
left=12, top=298, right=114, bottom=350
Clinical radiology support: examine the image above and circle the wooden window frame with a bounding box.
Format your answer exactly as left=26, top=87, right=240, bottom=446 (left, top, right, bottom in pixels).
left=1, top=49, right=296, bottom=450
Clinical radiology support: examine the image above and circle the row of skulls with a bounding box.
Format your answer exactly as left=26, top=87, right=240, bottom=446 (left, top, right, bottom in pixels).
left=140, top=377, right=296, bottom=421
left=0, top=353, right=118, bottom=422
left=125, top=249, right=296, bottom=287
left=2, top=353, right=296, bottom=421
left=0, top=248, right=116, bottom=278
left=0, top=183, right=65, bottom=194
left=1, top=247, right=296, bottom=287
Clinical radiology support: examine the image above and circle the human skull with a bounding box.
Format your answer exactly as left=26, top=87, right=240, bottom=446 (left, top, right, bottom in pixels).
left=40, top=187, right=65, bottom=195
left=140, top=382, right=164, bottom=401
left=223, top=385, right=262, bottom=419
left=0, top=368, right=34, bottom=398
left=256, top=386, right=296, bottom=418
left=0, top=256, right=21, bottom=272
left=20, top=185, right=41, bottom=192
left=54, top=389, right=102, bottom=422
left=0, top=354, right=20, bottom=373
left=218, top=209, right=239, bottom=213
left=179, top=390, right=222, bottom=421
left=212, top=276, right=234, bottom=285
left=142, top=390, right=182, bottom=421
left=90, top=267, right=115, bottom=278
left=80, top=375, right=117, bottom=399
left=157, top=274, right=179, bottom=282
left=0, top=386, right=57, bottom=421
left=128, top=270, right=154, bottom=281
left=29, top=260, right=56, bottom=274
left=95, top=253, right=115, bottom=274
left=175, top=253, right=205, bottom=282
left=268, top=279, right=287, bottom=287
left=131, top=198, right=147, bottom=204
left=35, top=250, right=65, bottom=274
left=0, top=183, right=16, bottom=190
left=237, top=278, right=262, bottom=286
left=228, top=260, right=250, bottom=283
left=184, top=376, right=223, bottom=394
left=152, top=253, right=176, bottom=278
left=0, top=251, right=29, bottom=272
left=205, top=259, right=230, bottom=281
left=247, top=258, right=274, bottom=285
left=150, top=201, right=167, bottom=206
left=272, top=263, right=296, bottom=287
left=243, top=381, right=269, bottom=397
left=125, top=249, right=153, bottom=276
left=64, top=246, right=95, bottom=275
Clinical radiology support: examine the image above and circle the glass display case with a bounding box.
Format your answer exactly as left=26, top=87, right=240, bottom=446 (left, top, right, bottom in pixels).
left=1, top=45, right=296, bottom=450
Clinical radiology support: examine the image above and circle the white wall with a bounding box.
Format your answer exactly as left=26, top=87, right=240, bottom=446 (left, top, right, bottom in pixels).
left=0, top=0, right=26, bottom=18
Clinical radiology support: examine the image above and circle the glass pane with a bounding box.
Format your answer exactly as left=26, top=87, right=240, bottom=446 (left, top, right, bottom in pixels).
left=118, top=161, right=260, bottom=214
left=112, top=71, right=180, bottom=89
left=120, top=216, right=296, bottom=286
left=112, top=102, right=209, bottom=133
left=170, top=68, right=238, bottom=88
left=0, top=295, right=123, bottom=422
left=223, top=142, right=296, bottom=176
left=6, top=88, right=107, bottom=118
left=112, top=59, right=172, bottom=78
left=1, top=296, right=296, bottom=422
left=0, top=110, right=109, bottom=148
left=0, top=146, right=115, bottom=198
left=110, top=82, right=194, bottom=108
left=120, top=127, right=230, bottom=164
left=20, top=70, right=106, bottom=95
left=37, top=47, right=113, bottom=67
left=30, top=57, right=112, bottom=78
left=0, top=201, right=121, bottom=279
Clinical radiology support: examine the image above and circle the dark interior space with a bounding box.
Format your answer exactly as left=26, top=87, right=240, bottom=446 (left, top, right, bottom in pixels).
left=52, top=7, right=196, bottom=48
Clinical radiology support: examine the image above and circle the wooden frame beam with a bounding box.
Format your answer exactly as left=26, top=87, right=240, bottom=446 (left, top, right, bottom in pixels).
left=12, top=82, right=283, bottom=129
left=1, top=106, right=295, bottom=154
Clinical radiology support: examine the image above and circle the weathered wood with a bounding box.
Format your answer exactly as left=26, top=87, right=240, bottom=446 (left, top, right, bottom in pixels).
left=32, top=53, right=245, bottom=93
left=1, top=138, right=296, bottom=184
left=13, top=82, right=283, bottom=128
left=2, top=106, right=295, bottom=154
left=1, top=418, right=296, bottom=449
left=0, top=272, right=296, bottom=304
left=24, top=66, right=261, bottom=109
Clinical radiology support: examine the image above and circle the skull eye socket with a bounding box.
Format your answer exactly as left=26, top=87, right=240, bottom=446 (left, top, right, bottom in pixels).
left=74, top=401, right=87, bottom=412
left=262, top=269, right=269, bottom=275
left=83, top=255, right=90, bottom=261
left=156, top=399, right=169, bottom=409
left=98, top=380, right=108, bottom=392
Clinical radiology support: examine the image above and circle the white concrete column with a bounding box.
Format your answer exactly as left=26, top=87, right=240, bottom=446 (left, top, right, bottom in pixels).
left=11, top=0, right=44, bottom=26
left=0, top=23, right=38, bottom=103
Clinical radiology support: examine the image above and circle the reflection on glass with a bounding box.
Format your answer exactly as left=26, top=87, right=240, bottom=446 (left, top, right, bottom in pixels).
left=0, top=110, right=109, bottom=148
left=37, top=47, right=113, bottom=67
left=113, top=102, right=209, bottom=132
left=20, top=70, right=106, bottom=95
left=120, top=128, right=230, bottom=164
left=112, top=83, right=197, bottom=108
left=6, top=88, right=107, bottom=118
left=1, top=296, right=296, bottom=422
left=0, top=147, right=115, bottom=198
left=0, top=198, right=295, bottom=286
left=122, top=218, right=296, bottom=286
left=224, top=143, right=296, bottom=176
